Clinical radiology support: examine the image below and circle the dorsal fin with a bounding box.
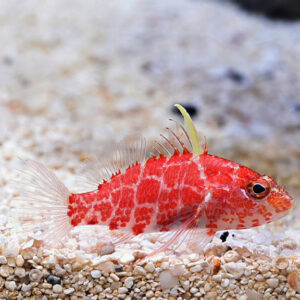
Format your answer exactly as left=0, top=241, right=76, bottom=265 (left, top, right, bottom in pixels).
left=76, top=105, right=203, bottom=191
left=151, top=104, right=204, bottom=158
left=74, top=137, right=147, bottom=192
left=174, top=104, right=203, bottom=155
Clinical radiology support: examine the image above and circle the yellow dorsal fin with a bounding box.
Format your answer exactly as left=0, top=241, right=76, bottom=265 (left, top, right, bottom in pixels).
left=174, top=104, right=203, bottom=155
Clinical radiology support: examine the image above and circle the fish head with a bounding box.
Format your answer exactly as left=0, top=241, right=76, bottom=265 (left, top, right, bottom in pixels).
left=245, top=175, right=294, bottom=220
left=200, top=156, right=294, bottom=230
left=225, top=173, right=294, bottom=229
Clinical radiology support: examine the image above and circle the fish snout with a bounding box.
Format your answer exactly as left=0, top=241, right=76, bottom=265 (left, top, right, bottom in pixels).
left=267, top=188, right=294, bottom=214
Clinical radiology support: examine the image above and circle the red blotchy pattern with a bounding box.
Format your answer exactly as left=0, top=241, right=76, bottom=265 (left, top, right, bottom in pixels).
left=67, top=151, right=289, bottom=238
left=136, top=179, right=160, bottom=204
left=67, top=152, right=207, bottom=233
left=68, top=190, right=114, bottom=226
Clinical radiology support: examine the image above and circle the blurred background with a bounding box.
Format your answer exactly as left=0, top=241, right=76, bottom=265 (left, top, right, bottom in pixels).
left=0, top=0, right=299, bottom=226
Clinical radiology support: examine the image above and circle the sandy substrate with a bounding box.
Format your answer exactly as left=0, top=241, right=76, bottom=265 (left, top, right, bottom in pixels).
left=0, top=0, right=300, bottom=299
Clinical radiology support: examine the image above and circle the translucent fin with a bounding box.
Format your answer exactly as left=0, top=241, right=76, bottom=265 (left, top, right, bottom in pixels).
left=145, top=216, right=198, bottom=258
left=144, top=227, right=212, bottom=258
left=150, top=104, right=204, bottom=159
left=111, top=231, right=136, bottom=246
left=184, top=228, right=213, bottom=254
left=174, top=104, right=203, bottom=155
left=75, top=137, right=147, bottom=191
left=151, top=123, right=191, bottom=158
left=11, top=160, right=72, bottom=247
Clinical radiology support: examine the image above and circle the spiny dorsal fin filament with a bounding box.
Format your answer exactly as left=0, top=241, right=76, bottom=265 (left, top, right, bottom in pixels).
left=169, top=118, right=193, bottom=151
left=174, top=104, right=203, bottom=155
left=151, top=104, right=204, bottom=158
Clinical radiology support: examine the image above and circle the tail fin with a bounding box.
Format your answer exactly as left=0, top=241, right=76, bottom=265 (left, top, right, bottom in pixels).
left=12, top=160, right=72, bottom=247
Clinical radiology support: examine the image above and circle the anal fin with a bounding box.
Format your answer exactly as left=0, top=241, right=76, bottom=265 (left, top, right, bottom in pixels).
left=184, top=228, right=214, bottom=254
left=144, top=217, right=213, bottom=258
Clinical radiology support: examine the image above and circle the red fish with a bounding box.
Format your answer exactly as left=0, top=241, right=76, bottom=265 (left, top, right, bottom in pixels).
left=15, top=104, right=294, bottom=255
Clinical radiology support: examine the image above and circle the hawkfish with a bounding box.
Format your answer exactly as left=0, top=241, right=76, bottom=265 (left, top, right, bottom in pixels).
left=15, top=104, right=294, bottom=255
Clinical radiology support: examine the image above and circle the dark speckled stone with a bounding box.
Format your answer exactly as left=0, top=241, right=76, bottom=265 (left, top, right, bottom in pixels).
left=47, top=275, right=61, bottom=285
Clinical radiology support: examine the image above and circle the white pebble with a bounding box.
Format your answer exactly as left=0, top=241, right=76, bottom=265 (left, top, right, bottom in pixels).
left=100, top=243, right=115, bottom=256
left=204, top=282, right=211, bottom=292
left=98, top=261, right=114, bottom=273
left=244, top=268, right=252, bottom=276
left=266, top=278, right=279, bottom=288
left=42, top=255, right=57, bottom=266
left=21, top=283, right=31, bottom=292
left=146, top=290, right=154, bottom=297
left=212, top=274, right=222, bottom=282
left=91, top=270, right=101, bottom=279
left=189, top=253, right=199, bottom=261
left=221, top=278, right=230, bottom=288
left=120, top=253, right=135, bottom=264
left=118, top=287, right=128, bottom=294
left=133, top=266, right=146, bottom=276
left=190, top=265, right=202, bottom=272
left=29, top=269, right=43, bottom=282
left=64, top=287, right=75, bottom=295
left=200, top=261, right=212, bottom=274
left=124, top=277, right=134, bottom=289
left=246, top=289, right=263, bottom=300
left=223, top=250, right=240, bottom=263
left=64, top=263, right=72, bottom=273
left=16, top=255, right=24, bottom=267
left=276, top=257, right=289, bottom=270
left=110, top=273, right=119, bottom=281
left=255, top=274, right=264, bottom=281
left=144, top=262, right=155, bottom=273
left=180, top=280, right=190, bottom=290
left=55, top=264, right=66, bottom=276
left=0, top=265, right=11, bottom=277
left=240, top=277, right=249, bottom=285
left=15, top=267, right=26, bottom=278
left=161, top=262, right=169, bottom=269
left=223, top=262, right=246, bottom=279
left=3, top=237, right=20, bottom=257
left=0, top=256, right=7, bottom=264
left=7, top=257, right=16, bottom=267
left=205, top=291, right=217, bottom=299
left=171, top=264, right=185, bottom=276
left=53, top=284, right=63, bottom=293
left=159, top=270, right=179, bottom=290
left=5, top=281, right=16, bottom=291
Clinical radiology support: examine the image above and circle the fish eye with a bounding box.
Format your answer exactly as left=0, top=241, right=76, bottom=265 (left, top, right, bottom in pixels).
left=253, top=183, right=265, bottom=194
left=246, top=180, right=270, bottom=199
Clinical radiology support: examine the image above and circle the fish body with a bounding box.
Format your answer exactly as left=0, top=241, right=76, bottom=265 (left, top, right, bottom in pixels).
left=68, top=153, right=292, bottom=237
left=15, top=105, right=294, bottom=254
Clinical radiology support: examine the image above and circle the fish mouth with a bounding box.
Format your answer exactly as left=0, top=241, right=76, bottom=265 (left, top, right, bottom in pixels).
left=267, top=188, right=294, bottom=214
